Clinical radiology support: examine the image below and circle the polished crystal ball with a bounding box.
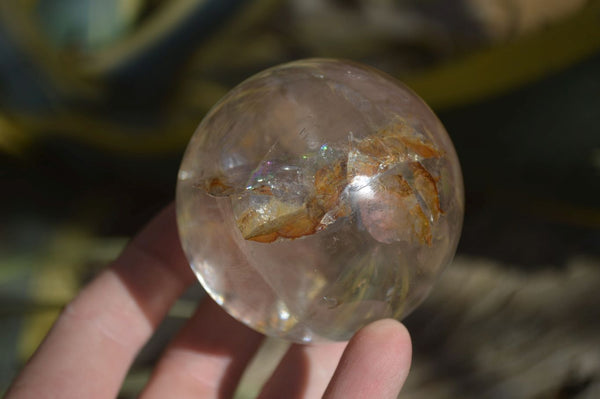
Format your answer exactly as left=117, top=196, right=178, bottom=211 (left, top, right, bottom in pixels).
left=176, top=59, right=464, bottom=343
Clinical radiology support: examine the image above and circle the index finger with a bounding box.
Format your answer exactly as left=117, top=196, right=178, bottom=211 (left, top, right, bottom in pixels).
left=6, top=204, right=196, bottom=399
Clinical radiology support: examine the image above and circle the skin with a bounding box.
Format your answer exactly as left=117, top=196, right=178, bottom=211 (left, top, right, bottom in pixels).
left=5, top=205, right=412, bottom=399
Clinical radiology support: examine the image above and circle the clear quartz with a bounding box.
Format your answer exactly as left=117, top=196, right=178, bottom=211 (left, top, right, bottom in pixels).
left=176, top=59, right=464, bottom=342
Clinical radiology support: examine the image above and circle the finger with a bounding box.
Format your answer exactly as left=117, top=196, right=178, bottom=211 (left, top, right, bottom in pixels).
left=139, top=297, right=264, bottom=399
left=258, top=340, right=347, bottom=399
left=323, top=319, right=412, bottom=399
left=6, top=205, right=196, bottom=399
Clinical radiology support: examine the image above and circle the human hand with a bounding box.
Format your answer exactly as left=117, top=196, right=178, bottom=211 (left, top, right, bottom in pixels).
left=6, top=205, right=411, bottom=399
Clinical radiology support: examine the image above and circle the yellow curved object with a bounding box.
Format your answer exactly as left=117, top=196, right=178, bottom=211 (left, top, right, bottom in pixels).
left=404, top=0, right=600, bottom=109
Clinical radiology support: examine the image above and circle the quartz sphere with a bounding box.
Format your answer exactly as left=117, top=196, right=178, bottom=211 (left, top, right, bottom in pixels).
left=176, top=59, right=464, bottom=343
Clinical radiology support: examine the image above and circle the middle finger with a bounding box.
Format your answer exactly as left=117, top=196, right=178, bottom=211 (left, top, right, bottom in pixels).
left=139, top=298, right=264, bottom=399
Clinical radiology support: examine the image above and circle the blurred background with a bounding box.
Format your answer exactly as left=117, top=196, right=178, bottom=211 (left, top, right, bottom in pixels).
left=0, top=0, right=599, bottom=397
